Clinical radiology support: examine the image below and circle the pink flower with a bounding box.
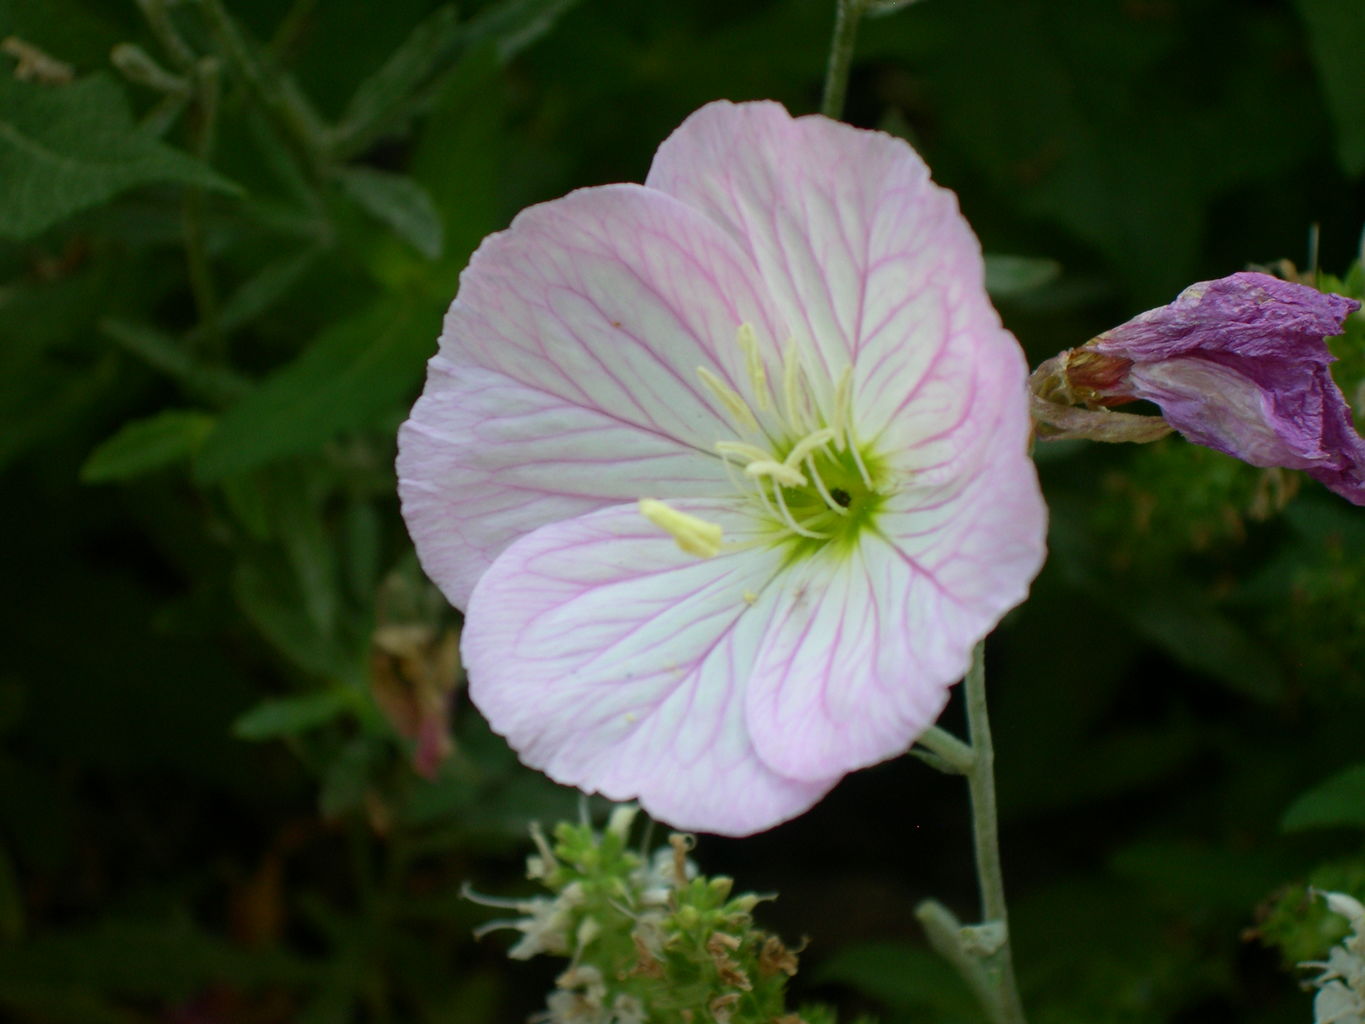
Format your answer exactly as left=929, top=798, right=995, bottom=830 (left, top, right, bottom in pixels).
left=397, top=101, right=1047, bottom=836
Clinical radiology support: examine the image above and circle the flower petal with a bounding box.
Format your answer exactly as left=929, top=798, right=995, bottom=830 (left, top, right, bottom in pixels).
left=1085, top=272, right=1365, bottom=504
left=439, top=182, right=787, bottom=447
left=401, top=182, right=793, bottom=605
left=462, top=501, right=840, bottom=836
left=744, top=443, right=1045, bottom=783
left=645, top=100, right=1011, bottom=448
left=398, top=360, right=726, bottom=607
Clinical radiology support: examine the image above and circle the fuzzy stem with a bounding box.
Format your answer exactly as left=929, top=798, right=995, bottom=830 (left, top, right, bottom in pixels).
left=820, top=0, right=867, bottom=119
left=962, top=641, right=1028, bottom=1023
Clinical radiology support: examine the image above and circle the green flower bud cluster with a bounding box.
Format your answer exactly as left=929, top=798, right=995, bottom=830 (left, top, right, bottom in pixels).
left=1258, top=859, right=1365, bottom=966
left=470, top=806, right=836, bottom=1024
left=1303, top=891, right=1365, bottom=1024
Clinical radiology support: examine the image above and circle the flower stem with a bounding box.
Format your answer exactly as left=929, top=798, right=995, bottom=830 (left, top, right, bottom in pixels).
left=916, top=643, right=1029, bottom=1024
left=962, top=642, right=1027, bottom=1023
left=183, top=56, right=222, bottom=351
left=820, top=0, right=867, bottom=119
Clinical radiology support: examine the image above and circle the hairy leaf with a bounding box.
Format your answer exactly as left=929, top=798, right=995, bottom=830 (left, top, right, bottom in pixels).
left=232, top=689, right=354, bottom=741
left=0, top=73, right=236, bottom=240
left=80, top=410, right=214, bottom=482
left=334, top=166, right=443, bottom=259
left=193, top=295, right=441, bottom=480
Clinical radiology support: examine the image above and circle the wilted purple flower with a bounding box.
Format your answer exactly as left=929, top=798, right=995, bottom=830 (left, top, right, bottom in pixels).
left=1064, top=272, right=1364, bottom=504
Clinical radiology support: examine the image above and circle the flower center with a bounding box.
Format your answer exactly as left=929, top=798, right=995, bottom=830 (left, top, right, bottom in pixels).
left=705, top=325, right=885, bottom=548
left=639, top=325, right=887, bottom=558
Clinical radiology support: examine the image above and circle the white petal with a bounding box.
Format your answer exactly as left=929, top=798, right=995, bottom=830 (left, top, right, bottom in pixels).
left=440, top=182, right=787, bottom=448
left=743, top=444, right=1045, bottom=783
left=743, top=536, right=954, bottom=782
left=645, top=100, right=1011, bottom=449
left=462, top=501, right=839, bottom=836
left=398, top=359, right=724, bottom=608
left=401, top=181, right=790, bottom=605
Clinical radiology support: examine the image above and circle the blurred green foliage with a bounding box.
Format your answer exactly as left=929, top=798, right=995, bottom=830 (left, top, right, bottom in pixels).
left=0, top=0, right=1362, bottom=1021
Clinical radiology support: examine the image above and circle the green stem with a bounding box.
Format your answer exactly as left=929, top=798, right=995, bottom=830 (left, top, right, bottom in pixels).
left=820, top=0, right=867, bottom=119
left=136, top=0, right=197, bottom=71
left=915, top=724, right=976, bottom=775
left=183, top=57, right=222, bottom=350
left=195, top=0, right=330, bottom=174
left=962, top=642, right=1028, bottom=1024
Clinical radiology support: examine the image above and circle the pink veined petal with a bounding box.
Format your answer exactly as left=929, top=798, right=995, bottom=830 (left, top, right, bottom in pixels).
left=868, top=293, right=1034, bottom=488
left=441, top=182, right=788, bottom=449
left=876, top=435, right=1048, bottom=643
left=398, top=360, right=728, bottom=608
left=742, top=539, right=949, bottom=782
left=645, top=100, right=1011, bottom=447
left=743, top=441, right=1046, bottom=783
left=401, top=181, right=792, bottom=606
left=462, top=501, right=840, bottom=837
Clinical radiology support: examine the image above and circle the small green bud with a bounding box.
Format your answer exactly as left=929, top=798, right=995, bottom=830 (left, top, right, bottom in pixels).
left=109, top=43, right=189, bottom=95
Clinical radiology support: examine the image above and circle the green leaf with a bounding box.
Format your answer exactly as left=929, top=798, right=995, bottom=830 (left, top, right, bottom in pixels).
left=1295, top=0, right=1365, bottom=176
left=410, top=45, right=506, bottom=278
left=233, top=556, right=336, bottom=677
left=462, top=0, right=586, bottom=62
left=193, top=294, right=441, bottom=481
left=231, top=689, right=354, bottom=741
left=334, top=166, right=443, bottom=259
left=984, top=253, right=1062, bottom=299
left=80, top=410, right=214, bottom=483
left=213, top=246, right=323, bottom=338
left=0, top=73, right=237, bottom=240
left=1283, top=763, right=1365, bottom=832
left=332, top=4, right=462, bottom=156
left=274, top=482, right=341, bottom=642
left=99, top=318, right=250, bottom=404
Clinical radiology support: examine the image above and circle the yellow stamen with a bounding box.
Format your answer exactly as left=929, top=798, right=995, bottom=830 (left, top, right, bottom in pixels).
left=782, top=428, right=836, bottom=470
left=744, top=459, right=806, bottom=488
left=715, top=440, right=772, bottom=465
left=848, top=431, right=874, bottom=490
left=697, top=367, right=758, bottom=432
left=736, top=323, right=770, bottom=412
left=805, top=455, right=849, bottom=516
left=639, top=499, right=723, bottom=558
left=770, top=480, right=829, bottom=539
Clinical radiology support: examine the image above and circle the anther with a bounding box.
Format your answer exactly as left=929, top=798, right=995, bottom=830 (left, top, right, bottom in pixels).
left=743, top=459, right=806, bottom=488
left=639, top=499, right=723, bottom=558
left=715, top=440, right=772, bottom=465
left=782, top=428, right=836, bottom=470
left=697, top=367, right=758, bottom=432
